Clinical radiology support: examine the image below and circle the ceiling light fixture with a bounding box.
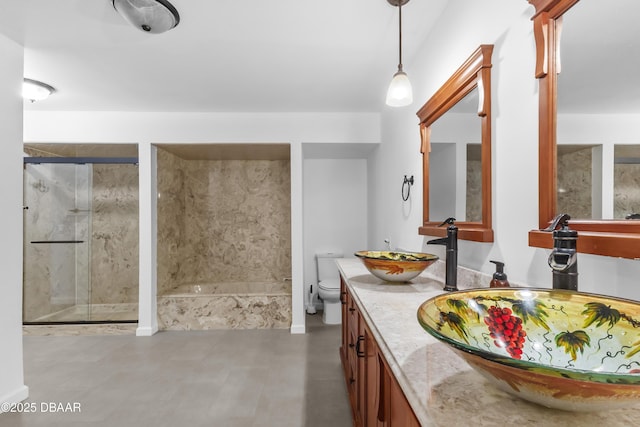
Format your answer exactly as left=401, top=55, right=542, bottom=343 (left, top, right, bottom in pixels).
left=112, top=0, right=180, bottom=34
left=22, top=78, right=56, bottom=103
left=385, top=0, right=413, bottom=107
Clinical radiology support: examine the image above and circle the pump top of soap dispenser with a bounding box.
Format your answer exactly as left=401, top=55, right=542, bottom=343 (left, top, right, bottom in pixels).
left=489, top=260, right=510, bottom=288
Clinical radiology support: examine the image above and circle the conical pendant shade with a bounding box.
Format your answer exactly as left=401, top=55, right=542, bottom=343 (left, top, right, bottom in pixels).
left=386, top=70, right=413, bottom=106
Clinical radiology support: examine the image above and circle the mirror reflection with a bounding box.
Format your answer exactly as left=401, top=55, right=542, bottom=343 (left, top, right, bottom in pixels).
left=556, top=144, right=600, bottom=219
left=556, top=0, right=640, bottom=220
left=614, top=145, right=640, bottom=219
left=429, top=88, right=481, bottom=222
left=417, top=44, right=493, bottom=242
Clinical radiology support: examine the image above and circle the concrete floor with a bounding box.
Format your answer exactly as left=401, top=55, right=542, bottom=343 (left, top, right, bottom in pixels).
left=1, top=314, right=351, bottom=427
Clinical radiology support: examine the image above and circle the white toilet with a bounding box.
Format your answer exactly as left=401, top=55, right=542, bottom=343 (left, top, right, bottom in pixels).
left=316, top=252, right=343, bottom=325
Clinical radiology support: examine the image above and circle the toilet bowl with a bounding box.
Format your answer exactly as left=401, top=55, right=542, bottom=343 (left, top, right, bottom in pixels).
left=316, top=252, right=343, bottom=325
left=318, top=280, right=341, bottom=324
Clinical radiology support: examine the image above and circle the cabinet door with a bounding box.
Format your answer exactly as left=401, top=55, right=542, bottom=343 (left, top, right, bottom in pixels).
left=367, top=337, right=420, bottom=427
left=341, top=286, right=420, bottom=427
left=340, top=277, right=348, bottom=360
left=355, top=311, right=367, bottom=426
left=340, top=283, right=357, bottom=423
left=365, top=325, right=389, bottom=427
left=347, top=326, right=358, bottom=416
left=389, top=374, right=420, bottom=427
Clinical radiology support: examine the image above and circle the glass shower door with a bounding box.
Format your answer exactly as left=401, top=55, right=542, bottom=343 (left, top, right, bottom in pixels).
left=23, top=163, right=92, bottom=323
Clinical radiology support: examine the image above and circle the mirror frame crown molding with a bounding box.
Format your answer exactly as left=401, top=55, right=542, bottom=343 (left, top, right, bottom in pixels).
left=417, top=44, right=494, bottom=242
left=527, top=0, right=640, bottom=259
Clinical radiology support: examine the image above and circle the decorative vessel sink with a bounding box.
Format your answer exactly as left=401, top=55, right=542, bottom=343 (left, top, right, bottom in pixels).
left=417, top=288, right=640, bottom=411
left=354, top=250, right=438, bottom=283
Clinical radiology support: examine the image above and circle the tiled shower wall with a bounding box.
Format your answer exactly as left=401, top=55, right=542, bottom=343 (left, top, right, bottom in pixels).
left=90, top=164, right=139, bottom=304
left=156, top=148, right=292, bottom=295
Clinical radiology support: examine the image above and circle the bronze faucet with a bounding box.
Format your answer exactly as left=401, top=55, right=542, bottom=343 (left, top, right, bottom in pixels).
left=427, top=217, right=458, bottom=292
left=543, top=213, right=578, bottom=291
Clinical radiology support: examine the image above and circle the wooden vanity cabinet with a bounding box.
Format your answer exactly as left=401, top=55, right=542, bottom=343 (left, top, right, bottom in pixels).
left=339, top=279, right=366, bottom=425
left=340, top=280, right=420, bottom=427
left=340, top=278, right=364, bottom=424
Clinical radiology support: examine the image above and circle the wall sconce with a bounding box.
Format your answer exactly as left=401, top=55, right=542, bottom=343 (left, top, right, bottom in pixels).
left=112, top=0, right=180, bottom=33
left=385, top=0, right=413, bottom=107
left=402, top=175, right=414, bottom=201
left=23, top=78, right=56, bottom=103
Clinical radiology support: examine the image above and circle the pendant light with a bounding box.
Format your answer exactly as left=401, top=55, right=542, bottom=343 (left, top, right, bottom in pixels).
left=112, top=0, right=180, bottom=34
left=385, top=0, right=413, bottom=107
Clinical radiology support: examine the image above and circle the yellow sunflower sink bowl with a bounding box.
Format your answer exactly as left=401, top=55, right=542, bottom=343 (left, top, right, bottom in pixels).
left=354, top=250, right=438, bottom=283
left=417, top=288, right=640, bottom=411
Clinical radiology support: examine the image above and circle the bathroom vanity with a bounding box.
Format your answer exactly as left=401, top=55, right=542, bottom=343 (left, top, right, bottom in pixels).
left=336, top=258, right=640, bottom=426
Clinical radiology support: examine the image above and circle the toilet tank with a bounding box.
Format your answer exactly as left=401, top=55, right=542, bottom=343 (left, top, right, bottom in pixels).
left=316, top=252, right=343, bottom=282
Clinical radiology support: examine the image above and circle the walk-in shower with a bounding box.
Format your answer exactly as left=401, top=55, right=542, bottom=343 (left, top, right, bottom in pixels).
left=155, top=144, right=292, bottom=329
left=23, top=144, right=139, bottom=324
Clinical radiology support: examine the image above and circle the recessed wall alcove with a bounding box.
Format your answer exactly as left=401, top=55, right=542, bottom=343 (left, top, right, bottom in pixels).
left=301, top=143, right=377, bottom=312
left=155, top=143, right=292, bottom=329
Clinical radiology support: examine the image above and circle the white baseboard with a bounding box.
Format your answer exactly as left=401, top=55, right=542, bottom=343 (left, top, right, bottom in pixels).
left=135, top=325, right=158, bottom=336
left=290, top=323, right=306, bottom=334
left=0, top=385, right=29, bottom=413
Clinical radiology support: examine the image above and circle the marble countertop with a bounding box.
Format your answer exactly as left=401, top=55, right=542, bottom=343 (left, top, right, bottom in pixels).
left=336, top=258, right=640, bottom=427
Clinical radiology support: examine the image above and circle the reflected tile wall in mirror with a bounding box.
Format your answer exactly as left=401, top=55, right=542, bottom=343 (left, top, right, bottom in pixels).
left=557, top=146, right=593, bottom=219
left=614, top=165, right=640, bottom=219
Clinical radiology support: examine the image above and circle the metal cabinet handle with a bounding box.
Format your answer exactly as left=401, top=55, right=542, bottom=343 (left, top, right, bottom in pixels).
left=348, top=307, right=355, bottom=312
left=355, top=335, right=365, bottom=358
left=340, top=291, right=347, bottom=305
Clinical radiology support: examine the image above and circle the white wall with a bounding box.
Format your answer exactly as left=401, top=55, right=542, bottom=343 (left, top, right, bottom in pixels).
left=24, top=112, right=380, bottom=144
left=24, top=111, right=381, bottom=333
left=303, top=158, right=368, bottom=310
left=0, top=33, right=28, bottom=408
left=559, top=113, right=640, bottom=144
left=373, top=0, right=640, bottom=299
left=369, top=107, right=425, bottom=253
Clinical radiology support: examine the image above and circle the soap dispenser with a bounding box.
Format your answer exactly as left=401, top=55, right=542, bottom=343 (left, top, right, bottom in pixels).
left=489, top=260, right=510, bottom=288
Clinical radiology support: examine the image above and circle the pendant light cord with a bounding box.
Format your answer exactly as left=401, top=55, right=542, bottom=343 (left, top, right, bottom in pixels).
left=398, top=1, right=403, bottom=71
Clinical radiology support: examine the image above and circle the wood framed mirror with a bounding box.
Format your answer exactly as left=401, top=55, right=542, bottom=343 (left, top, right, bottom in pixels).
left=417, top=44, right=494, bottom=242
left=527, top=0, right=640, bottom=259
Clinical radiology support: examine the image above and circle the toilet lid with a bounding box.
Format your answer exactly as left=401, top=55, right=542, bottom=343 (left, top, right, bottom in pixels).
left=318, top=279, right=340, bottom=291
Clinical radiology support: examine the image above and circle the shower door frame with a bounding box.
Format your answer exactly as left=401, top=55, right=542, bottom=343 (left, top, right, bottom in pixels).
left=23, top=156, right=139, bottom=325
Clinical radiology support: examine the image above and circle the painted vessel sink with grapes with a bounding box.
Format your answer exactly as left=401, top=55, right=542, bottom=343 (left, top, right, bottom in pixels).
left=417, top=288, right=640, bottom=411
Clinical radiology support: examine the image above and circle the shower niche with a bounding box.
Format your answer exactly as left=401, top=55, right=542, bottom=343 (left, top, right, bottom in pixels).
left=23, top=144, right=139, bottom=324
